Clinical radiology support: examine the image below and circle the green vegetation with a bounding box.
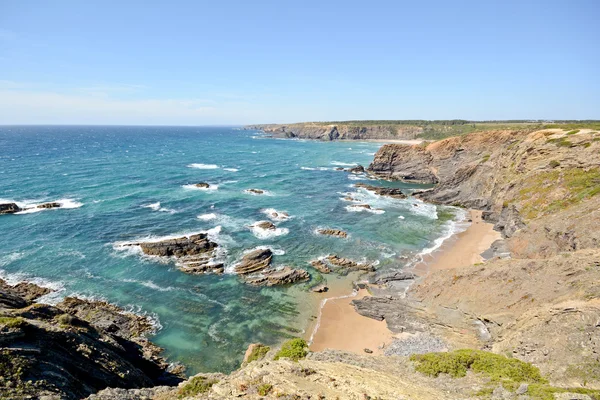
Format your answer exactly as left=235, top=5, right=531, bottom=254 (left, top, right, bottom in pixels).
left=257, top=383, right=273, bottom=396
left=546, top=137, right=573, bottom=147
left=549, top=160, right=560, bottom=168
left=516, top=168, right=600, bottom=219
left=246, top=344, right=270, bottom=363
left=566, top=129, right=580, bottom=135
left=566, top=361, right=600, bottom=387
left=177, top=376, right=218, bottom=398
left=56, top=313, right=77, bottom=327
left=0, top=316, right=27, bottom=329
left=410, top=350, right=600, bottom=399
left=410, top=349, right=546, bottom=382
left=274, top=338, right=308, bottom=361
left=481, top=154, right=490, bottom=162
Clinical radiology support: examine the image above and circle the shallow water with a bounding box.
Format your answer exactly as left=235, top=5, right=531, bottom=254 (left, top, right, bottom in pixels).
left=0, top=126, right=463, bottom=373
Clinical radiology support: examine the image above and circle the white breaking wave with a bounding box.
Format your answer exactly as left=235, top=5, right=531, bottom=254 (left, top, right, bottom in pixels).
left=300, top=166, right=331, bottom=171
left=0, top=268, right=66, bottom=302
left=142, top=202, right=177, bottom=213
left=187, top=163, right=219, bottom=169
left=261, top=208, right=291, bottom=221
left=122, top=279, right=176, bottom=292
left=345, top=205, right=385, bottom=214
left=249, top=221, right=289, bottom=239
left=182, top=184, right=219, bottom=191
left=197, top=213, right=217, bottom=221
left=330, top=161, right=357, bottom=166
left=348, top=174, right=368, bottom=181
left=0, top=198, right=84, bottom=214
left=408, top=200, right=438, bottom=219
left=223, top=167, right=239, bottom=172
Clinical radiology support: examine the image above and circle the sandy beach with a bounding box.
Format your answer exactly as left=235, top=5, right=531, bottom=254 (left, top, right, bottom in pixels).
left=308, top=209, right=501, bottom=354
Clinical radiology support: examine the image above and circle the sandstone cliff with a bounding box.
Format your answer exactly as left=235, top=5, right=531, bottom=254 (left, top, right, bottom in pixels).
left=246, top=123, right=423, bottom=141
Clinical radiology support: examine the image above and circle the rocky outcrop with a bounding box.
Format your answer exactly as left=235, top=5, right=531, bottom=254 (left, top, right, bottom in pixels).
left=234, top=248, right=273, bottom=275
left=348, top=165, right=365, bottom=174
left=310, top=259, right=332, bottom=274
left=0, top=203, right=21, bottom=214
left=324, top=255, right=375, bottom=272
left=0, top=279, right=182, bottom=399
left=244, top=267, right=310, bottom=286
left=246, top=123, right=423, bottom=141
left=194, top=182, right=210, bottom=188
left=37, top=202, right=61, bottom=209
left=254, top=221, right=276, bottom=230
left=354, top=183, right=407, bottom=199
left=317, top=228, right=348, bottom=238
left=245, top=188, right=265, bottom=195
left=368, top=129, right=600, bottom=242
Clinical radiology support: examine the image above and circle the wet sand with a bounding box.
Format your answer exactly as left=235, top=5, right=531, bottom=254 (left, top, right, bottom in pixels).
left=308, top=209, right=500, bottom=354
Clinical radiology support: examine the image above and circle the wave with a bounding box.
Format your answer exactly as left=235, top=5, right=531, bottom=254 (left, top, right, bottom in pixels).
left=348, top=174, right=368, bottom=181
left=408, top=200, right=438, bottom=220
left=197, top=213, right=217, bottom=221
left=300, top=166, right=331, bottom=171
left=0, top=198, right=84, bottom=214
left=249, top=222, right=289, bottom=239
left=0, top=252, right=24, bottom=267
left=420, top=208, right=469, bottom=256
left=182, top=184, right=219, bottom=191
left=345, top=205, right=385, bottom=214
left=223, top=168, right=239, bottom=172
left=142, top=202, right=177, bottom=213
left=0, top=268, right=66, bottom=302
left=187, top=163, right=219, bottom=169
left=330, top=161, right=357, bottom=167
left=261, top=208, right=291, bottom=221
left=122, top=278, right=176, bottom=292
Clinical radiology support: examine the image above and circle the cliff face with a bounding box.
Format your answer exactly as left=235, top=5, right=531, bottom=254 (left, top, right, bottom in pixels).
left=246, top=123, right=423, bottom=141
left=0, top=279, right=183, bottom=399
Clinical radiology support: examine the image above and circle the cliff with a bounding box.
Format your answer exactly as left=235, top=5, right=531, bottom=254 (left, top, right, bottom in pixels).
left=246, top=123, right=423, bottom=141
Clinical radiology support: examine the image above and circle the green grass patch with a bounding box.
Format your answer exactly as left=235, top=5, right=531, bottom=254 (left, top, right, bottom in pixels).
left=481, top=154, right=490, bottom=162
left=177, top=376, right=218, bottom=398
left=546, top=137, right=574, bottom=147
left=0, top=316, right=27, bottom=329
left=246, top=344, right=270, bottom=363
left=566, top=129, right=580, bottom=135
left=516, top=168, right=600, bottom=219
left=410, top=349, right=546, bottom=383
left=274, top=338, right=308, bottom=361
left=549, top=160, right=560, bottom=168
left=257, top=383, right=273, bottom=396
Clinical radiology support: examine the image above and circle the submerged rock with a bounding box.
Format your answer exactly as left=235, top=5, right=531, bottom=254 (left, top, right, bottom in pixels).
left=255, top=221, right=276, bottom=230
left=349, top=165, right=365, bottom=174
left=235, top=248, right=273, bottom=275
left=354, top=183, right=406, bottom=199
left=355, top=204, right=372, bottom=209
left=317, top=228, right=348, bottom=238
left=37, top=202, right=61, bottom=209
left=246, top=188, right=265, bottom=195
left=325, top=255, right=375, bottom=271
left=310, top=259, right=332, bottom=274
left=244, top=266, right=310, bottom=286
left=0, top=202, right=21, bottom=214
left=311, top=284, right=329, bottom=293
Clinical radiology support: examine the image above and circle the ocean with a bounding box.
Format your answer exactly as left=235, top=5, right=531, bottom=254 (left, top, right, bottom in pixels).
left=0, top=126, right=464, bottom=374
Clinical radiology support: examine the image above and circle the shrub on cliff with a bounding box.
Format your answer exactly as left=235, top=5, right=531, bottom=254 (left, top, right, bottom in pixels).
left=246, top=344, right=270, bottom=363
left=274, top=338, right=308, bottom=361
left=177, top=376, right=218, bottom=398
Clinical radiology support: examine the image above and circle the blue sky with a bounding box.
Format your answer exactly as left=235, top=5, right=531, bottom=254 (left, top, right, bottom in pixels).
left=0, top=0, right=598, bottom=125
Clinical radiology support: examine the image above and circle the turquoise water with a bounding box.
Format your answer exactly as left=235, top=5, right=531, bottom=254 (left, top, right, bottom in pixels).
left=0, top=126, right=461, bottom=374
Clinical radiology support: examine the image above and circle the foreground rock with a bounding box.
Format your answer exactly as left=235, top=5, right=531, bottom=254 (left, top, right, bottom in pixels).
left=234, top=248, right=273, bottom=275
left=0, top=203, right=21, bottom=214
left=0, top=279, right=183, bottom=399
left=244, top=267, right=310, bottom=286
left=317, top=228, right=348, bottom=238
left=354, top=183, right=407, bottom=199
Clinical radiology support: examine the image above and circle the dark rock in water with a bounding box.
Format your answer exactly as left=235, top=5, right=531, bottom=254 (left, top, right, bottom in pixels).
left=349, top=165, right=365, bottom=174
left=335, top=167, right=345, bottom=171
left=354, top=183, right=406, bottom=199
left=0, top=202, right=21, bottom=214
left=325, top=255, right=375, bottom=272
left=37, top=202, right=61, bottom=209
left=343, top=196, right=357, bottom=202
left=235, top=248, right=273, bottom=275
left=317, top=228, right=348, bottom=238
left=255, top=221, right=276, bottom=230
left=194, top=182, right=210, bottom=188
left=355, top=204, right=372, bottom=209
left=311, top=284, right=329, bottom=293
left=246, top=188, right=265, bottom=194
left=179, top=260, right=225, bottom=274
left=136, top=234, right=217, bottom=258
left=244, top=267, right=310, bottom=286
left=0, top=280, right=52, bottom=302
left=372, top=271, right=416, bottom=285
left=310, top=259, right=332, bottom=274
left=0, top=281, right=183, bottom=399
